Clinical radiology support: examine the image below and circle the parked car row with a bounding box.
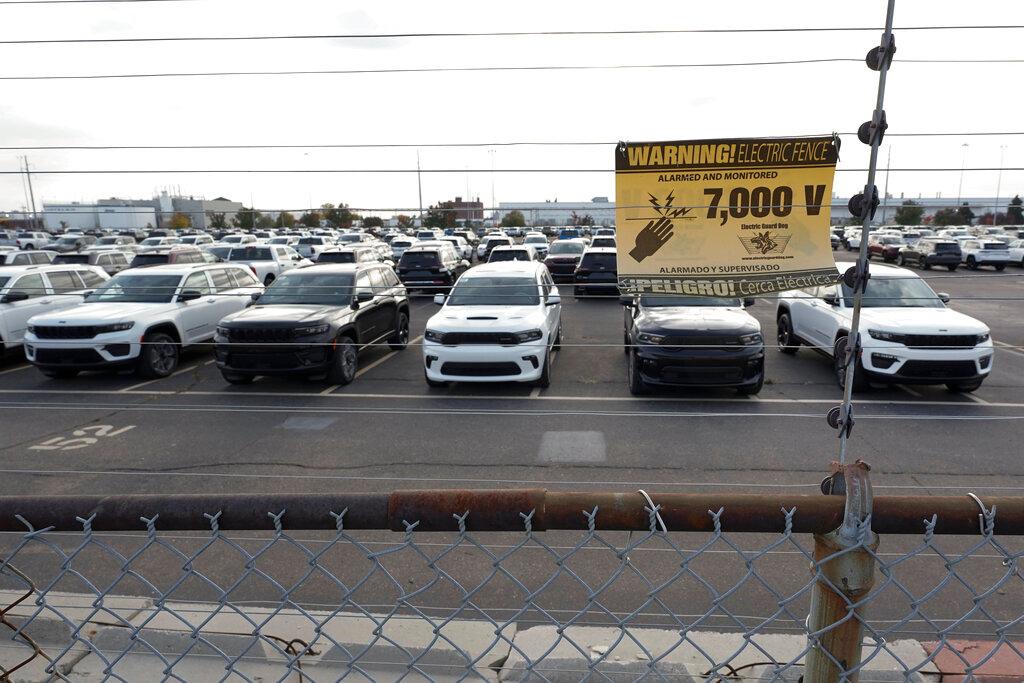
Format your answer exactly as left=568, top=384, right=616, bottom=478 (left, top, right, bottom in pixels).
left=837, top=224, right=1024, bottom=271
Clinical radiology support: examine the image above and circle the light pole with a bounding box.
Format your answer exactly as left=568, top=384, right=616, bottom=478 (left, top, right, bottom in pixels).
left=956, top=143, right=968, bottom=206
left=994, top=145, right=1007, bottom=225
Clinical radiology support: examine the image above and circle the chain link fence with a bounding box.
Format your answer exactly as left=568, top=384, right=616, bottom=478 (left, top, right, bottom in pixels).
left=0, top=495, right=1020, bottom=681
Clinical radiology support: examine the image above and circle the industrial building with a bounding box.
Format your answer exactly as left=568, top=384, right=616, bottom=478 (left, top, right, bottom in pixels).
left=497, top=197, right=616, bottom=227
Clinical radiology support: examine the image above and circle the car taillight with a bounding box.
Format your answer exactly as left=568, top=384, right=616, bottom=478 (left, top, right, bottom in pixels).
left=249, top=265, right=258, bottom=275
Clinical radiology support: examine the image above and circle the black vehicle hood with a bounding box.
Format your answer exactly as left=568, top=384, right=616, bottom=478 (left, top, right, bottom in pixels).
left=220, top=304, right=343, bottom=326
left=636, top=307, right=760, bottom=336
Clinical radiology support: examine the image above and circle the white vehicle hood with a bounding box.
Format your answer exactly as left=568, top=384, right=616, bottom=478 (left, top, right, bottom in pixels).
left=640, top=306, right=760, bottom=333
left=427, top=305, right=547, bottom=332
left=859, top=307, right=988, bottom=334
left=29, top=301, right=178, bottom=325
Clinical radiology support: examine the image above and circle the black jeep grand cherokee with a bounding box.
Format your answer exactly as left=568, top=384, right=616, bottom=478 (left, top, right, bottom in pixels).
left=214, top=263, right=410, bottom=385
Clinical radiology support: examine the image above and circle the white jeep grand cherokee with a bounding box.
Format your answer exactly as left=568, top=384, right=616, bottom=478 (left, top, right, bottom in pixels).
left=24, top=263, right=262, bottom=379
left=423, top=261, right=561, bottom=387
left=776, top=262, right=993, bottom=392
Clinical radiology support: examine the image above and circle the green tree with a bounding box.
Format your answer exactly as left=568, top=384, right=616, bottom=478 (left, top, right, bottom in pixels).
left=955, top=203, right=975, bottom=225
left=1008, top=195, right=1024, bottom=224
left=396, top=214, right=414, bottom=230
left=570, top=212, right=595, bottom=227
left=274, top=211, right=296, bottom=228
left=977, top=212, right=1008, bottom=226
left=423, top=205, right=454, bottom=229
left=299, top=211, right=322, bottom=228
left=207, top=212, right=228, bottom=229
left=362, top=216, right=384, bottom=229
left=500, top=210, right=526, bottom=228
left=256, top=214, right=276, bottom=230
left=168, top=212, right=192, bottom=230
left=231, top=206, right=263, bottom=229
left=320, top=202, right=361, bottom=229
left=893, top=200, right=923, bottom=226
left=931, top=207, right=961, bottom=226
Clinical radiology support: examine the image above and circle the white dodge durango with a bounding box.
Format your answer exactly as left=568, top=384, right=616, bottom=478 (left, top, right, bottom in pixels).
left=423, top=261, right=561, bottom=387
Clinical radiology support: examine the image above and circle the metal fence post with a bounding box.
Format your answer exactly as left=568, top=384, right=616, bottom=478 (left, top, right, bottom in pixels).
left=805, top=461, right=877, bottom=682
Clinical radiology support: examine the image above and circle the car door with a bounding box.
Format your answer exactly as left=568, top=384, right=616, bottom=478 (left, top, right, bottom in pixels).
left=206, top=268, right=246, bottom=320
left=176, top=271, right=216, bottom=342
left=45, top=270, right=90, bottom=309
left=1, top=273, right=50, bottom=345
left=541, top=270, right=560, bottom=340
left=366, top=267, right=396, bottom=339
left=802, top=285, right=843, bottom=351
left=351, top=270, right=378, bottom=343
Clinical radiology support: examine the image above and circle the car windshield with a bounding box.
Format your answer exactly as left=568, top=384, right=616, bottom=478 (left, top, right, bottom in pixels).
left=400, top=251, right=440, bottom=268
left=881, top=237, right=904, bottom=245
left=983, top=242, right=1007, bottom=250
left=841, top=277, right=944, bottom=308
left=298, top=237, right=324, bottom=245
left=206, top=246, right=232, bottom=259
left=96, top=237, right=119, bottom=245
left=0, top=276, right=9, bottom=289
left=489, top=250, right=530, bottom=262
left=269, top=237, right=290, bottom=244
left=223, top=235, right=246, bottom=243
left=933, top=242, right=959, bottom=253
left=525, top=236, right=547, bottom=244
left=446, top=276, right=540, bottom=306
left=87, top=274, right=182, bottom=303
left=130, top=253, right=169, bottom=266
left=580, top=253, right=616, bottom=269
left=179, top=236, right=200, bottom=244
left=56, top=237, right=79, bottom=244
left=229, top=247, right=273, bottom=261
left=640, top=295, right=741, bottom=307
left=316, top=251, right=356, bottom=263
left=337, top=234, right=362, bottom=243
left=548, top=242, right=584, bottom=255
left=591, top=239, right=616, bottom=248
left=258, top=272, right=354, bottom=305
left=53, top=254, right=89, bottom=264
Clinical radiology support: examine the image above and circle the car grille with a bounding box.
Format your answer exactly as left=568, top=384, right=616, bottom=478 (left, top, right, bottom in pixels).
left=227, top=327, right=296, bottom=342
left=440, top=362, right=522, bottom=376
left=32, top=326, right=100, bottom=339
left=660, top=336, right=745, bottom=348
left=35, top=348, right=104, bottom=365
left=897, top=360, right=977, bottom=379
left=902, top=334, right=978, bottom=349
left=437, top=332, right=520, bottom=345
left=659, top=365, right=744, bottom=383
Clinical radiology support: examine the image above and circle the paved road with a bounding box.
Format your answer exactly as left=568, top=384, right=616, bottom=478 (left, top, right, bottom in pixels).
left=0, top=258, right=1020, bottom=639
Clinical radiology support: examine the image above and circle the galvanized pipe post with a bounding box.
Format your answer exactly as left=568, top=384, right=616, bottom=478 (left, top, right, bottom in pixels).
left=805, top=462, right=877, bottom=682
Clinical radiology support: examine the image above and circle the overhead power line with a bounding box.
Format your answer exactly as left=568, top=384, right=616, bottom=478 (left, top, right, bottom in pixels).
left=3, top=132, right=1024, bottom=151
left=3, top=167, right=1022, bottom=174
left=0, top=0, right=188, bottom=4
left=3, top=25, right=1024, bottom=44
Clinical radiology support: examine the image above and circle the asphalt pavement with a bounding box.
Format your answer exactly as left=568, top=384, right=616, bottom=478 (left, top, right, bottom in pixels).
left=0, top=254, right=1021, bottom=640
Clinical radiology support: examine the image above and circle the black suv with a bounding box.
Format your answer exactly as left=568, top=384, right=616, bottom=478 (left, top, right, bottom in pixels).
left=214, top=263, right=410, bottom=385
left=896, top=238, right=961, bottom=271
left=396, top=244, right=468, bottom=294
left=573, top=247, right=618, bottom=297
left=622, top=294, right=764, bottom=395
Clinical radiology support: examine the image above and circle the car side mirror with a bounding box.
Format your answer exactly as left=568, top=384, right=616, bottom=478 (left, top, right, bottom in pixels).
left=822, top=294, right=839, bottom=307
left=177, top=289, right=202, bottom=302
left=250, top=292, right=261, bottom=302
left=619, top=295, right=634, bottom=307
left=433, top=293, right=446, bottom=306
left=937, top=292, right=950, bottom=304
left=546, top=292, right=561, bottom=306
left=1, top=291, right=29, bottom=304
left=743, top=297, right=756, bottom=308
left=460, top=259, right=470, bottom=268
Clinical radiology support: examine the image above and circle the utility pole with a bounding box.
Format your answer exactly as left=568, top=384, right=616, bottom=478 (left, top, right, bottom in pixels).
left=490, top=148, right=496, bottom=224
left=23, top=156, right=38, bottom=230
left=416, top=151, right=424, bottom=221
left=880, top=146, right=891, bottom=224
left=956, top=143, right=968, bottom=206
left=994, top=145, right=1007, bottom=225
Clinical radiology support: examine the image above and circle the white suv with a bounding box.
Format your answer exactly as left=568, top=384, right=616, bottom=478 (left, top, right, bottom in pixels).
left=226, top=245, right=312, bottom=284
left=776, top=262, right=993, bottom=392
left=24, top=263, right=263, bottom=379
left=1, top=264, right=109, bottom=357
left=961, top=238, right=1011, bottom=271
left=423, top=261, right=561, bottom=387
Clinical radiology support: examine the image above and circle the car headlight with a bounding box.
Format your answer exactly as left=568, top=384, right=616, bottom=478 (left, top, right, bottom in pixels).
left=738, top=332, right=763, bottom=345
left=294, top=324, right=330, bottom=337
left=514, top=329, right=543, bottom=343
left=424, top=329, right=443, bottom=343
left=637, top=332, right=666, bottom=345
left=216, top=325, right=230, bottom=337
left=868, top=329, right=904, bottom=343
left=976, top=332, right=990, bottom=344
left=26, top=324, right=37, bottom=335
left=96, top=321, right=135, bottom=334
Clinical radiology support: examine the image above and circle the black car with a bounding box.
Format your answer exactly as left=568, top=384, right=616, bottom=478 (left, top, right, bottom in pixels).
left=573, top=248, right=618, bottom=297
left=214, top=263, right=410, bottom=385
left=543, top=240, right=586, bottom=282
left=396, top=244, right=468, bottom=295
left=896, top=238, right=961, bottom=271
left=622, top=294, right=764, bottom=395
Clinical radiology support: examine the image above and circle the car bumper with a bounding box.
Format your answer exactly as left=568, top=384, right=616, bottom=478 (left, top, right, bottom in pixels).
left=860, top=342, right=993, bottom=383
left=545, top=262, right=579, bottom=280
left=398, top=274, right=455, bottom=292
left=635, top=345, right=764, bottom=388
left=423, top=340, right=548, bottom=383
left=923, top=254, right=961, bottom=266
left=965, top=256, right=1009, bottom=266
left=574, top=275, right=618, bottom=291
left=214, top=342, right=333, bottom=375
left=24, top=332, right=143, bottom=369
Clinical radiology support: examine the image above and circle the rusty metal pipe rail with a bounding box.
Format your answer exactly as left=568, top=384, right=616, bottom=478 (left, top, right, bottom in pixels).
left=0, top=490, right=1019, bottom=534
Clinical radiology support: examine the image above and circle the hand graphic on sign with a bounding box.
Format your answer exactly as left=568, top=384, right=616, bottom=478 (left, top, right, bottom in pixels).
left=628, top=216, right=674, bottom=262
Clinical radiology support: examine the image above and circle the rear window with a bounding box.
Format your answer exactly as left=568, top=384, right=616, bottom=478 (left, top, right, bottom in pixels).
left=130, top=253, right=169, bottom=267
left=580, top=253, right=617, bottom=269
left=399, top=251, right=440, bottom=268
left=984, top=242, right=1007, bottom=250
left=548, top=242, right=585, bottom=255
left=52, top=254, right=89, bottom=264
left=229, top=247, right=273, bottom=261
left=317, top=251, right=356, bottom=263
left=298, top=237, right=324, bottom=245
left=489, top=249, right=530, bottom=262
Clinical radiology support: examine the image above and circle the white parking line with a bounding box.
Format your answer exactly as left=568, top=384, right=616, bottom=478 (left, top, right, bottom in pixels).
left=119, top=364, right=200, bottom=393
left=897, top=385, right=922, bottom=398
left=322, top=335, right=423, bottom=395
left=995, top=341, right=1024, bottom=359
left=963, top=392, right=991, bottom=405
left=0, top=364, right=31, bottom=377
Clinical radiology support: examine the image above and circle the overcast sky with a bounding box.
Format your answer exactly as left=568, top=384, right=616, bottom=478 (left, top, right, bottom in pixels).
left=1, top=0, right=1022, bottom=217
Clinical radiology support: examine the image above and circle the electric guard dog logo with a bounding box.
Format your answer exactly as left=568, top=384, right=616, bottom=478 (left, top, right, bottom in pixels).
left=738, top=231, right=792, bottom=256
left=627, top=192, right=694, bottom=263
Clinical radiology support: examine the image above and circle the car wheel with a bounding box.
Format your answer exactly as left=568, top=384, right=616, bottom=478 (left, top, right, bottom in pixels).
left=834, top=336, right=869, bottom=393
left=623, top=331, right=631, bottom=354
left=326, top=336, right=357, bottom=385
left=552, top=324, right=562, bottom=351
left=424, top=370, right=448, bottom=388
left=573, top=286, right=583, bottom=298
left=921, top=260, right=931, bottom=270
left=966, top=256, right=977, bottom=270
left=777, top=313, right=799, bottom=354
left=534, top=351, right=551, bottom=388
left=896, top=254, right=906, bottom=266
left=137, top=332, right=179, bottom=378
left=39, top=368, right=79, bottom=379
left=388, top=312, right=410, bottom=350
left=264, top=274, right=276, bottom=286
left=627, top=351, right=648, bottom=395
left=947, top=379, right=983, bottom=393
left=946, top=264, right=957, bottom=272
left=25, top=244, right=34, bottom=250
left=995, top=263, right=1006, bottom=272
left=221, top=371, right=255, bottom=385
